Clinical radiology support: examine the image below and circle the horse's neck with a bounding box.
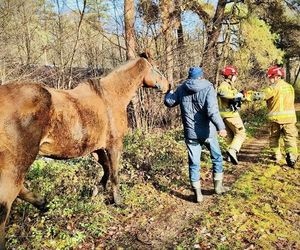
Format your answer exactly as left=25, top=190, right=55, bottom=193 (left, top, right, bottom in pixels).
left=102, top=59, right=145, bottom=107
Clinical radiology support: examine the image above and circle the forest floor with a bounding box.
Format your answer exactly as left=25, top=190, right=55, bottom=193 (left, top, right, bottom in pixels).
left=98, top=105, right=300, bottom=249
left=98, top=122, right=273, bottom=249
left=7, top=105, right=300, bottom=250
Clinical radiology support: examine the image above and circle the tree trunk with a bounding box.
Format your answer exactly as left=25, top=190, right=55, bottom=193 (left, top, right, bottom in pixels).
left=201, top=0, right=227, bottom=84
left=161, top=0, right=175, bottom=83
left=216, top=21, right=231, bottom=86
left=175, top=0, right=185, bottom=81
left=124, top=0, right=136, bottom=60
left=294, top=62, right=300, bottom=86
left=68, top=0, right=87, bottom=89
left=124, top=0, right=140, bottom=129
left=20, top=2, right=32, bottom=65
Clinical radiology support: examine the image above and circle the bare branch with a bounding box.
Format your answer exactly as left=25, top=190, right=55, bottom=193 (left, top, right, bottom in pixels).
left=67, top=0, right=87, bottom=88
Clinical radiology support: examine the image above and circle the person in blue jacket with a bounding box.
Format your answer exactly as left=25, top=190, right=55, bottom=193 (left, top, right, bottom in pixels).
left=164, top=67, right=229, bottom=203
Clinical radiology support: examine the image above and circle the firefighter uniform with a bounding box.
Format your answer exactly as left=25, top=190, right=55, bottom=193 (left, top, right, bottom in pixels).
left=254, top=79, right=298, bottom=162
left=217, top=79, right=246, bottom=153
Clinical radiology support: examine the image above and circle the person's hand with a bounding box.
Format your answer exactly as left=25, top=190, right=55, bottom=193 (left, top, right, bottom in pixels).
left=170, top=81, right=174, bottom=90
left=218, top=129, right=227, bottom=137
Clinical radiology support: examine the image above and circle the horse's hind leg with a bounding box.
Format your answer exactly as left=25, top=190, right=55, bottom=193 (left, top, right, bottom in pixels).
left=0, top=199, right=9, bottom=250
left=18, top=186, right=48, bottom=212
left=0, top=169, right=23, bottom=250
left=94, top=149, right=110, bottom=190
left=0, top=202, right=8, bottom=250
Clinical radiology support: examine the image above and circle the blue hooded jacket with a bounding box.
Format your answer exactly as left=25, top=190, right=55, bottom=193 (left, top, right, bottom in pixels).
left=164, top=78, right=225, bottom=140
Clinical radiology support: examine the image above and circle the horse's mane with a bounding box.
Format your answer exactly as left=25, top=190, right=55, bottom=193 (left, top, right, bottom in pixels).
left=86, top=78, right=103, bottom=96
left=85, top=57, right=142, bottom=96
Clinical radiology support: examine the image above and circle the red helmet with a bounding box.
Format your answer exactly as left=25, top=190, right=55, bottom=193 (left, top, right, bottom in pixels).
left=221, top=65, right=238, bottom=77
left=267, top=66, right=285, bottom=78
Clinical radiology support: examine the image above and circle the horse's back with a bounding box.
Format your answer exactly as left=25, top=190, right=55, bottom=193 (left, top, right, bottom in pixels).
left=39, top=84, right=109, bottom=158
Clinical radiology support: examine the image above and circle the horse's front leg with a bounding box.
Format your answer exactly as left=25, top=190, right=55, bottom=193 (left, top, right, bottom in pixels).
left=18, top=186, right=48, bottom=212
left=107, top=145, right=122, bottom=205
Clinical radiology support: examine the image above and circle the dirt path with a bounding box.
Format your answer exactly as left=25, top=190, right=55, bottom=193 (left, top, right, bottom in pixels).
left=97, top=104, right=300, bottom=249
left=97, top=126, right=271, bottom=249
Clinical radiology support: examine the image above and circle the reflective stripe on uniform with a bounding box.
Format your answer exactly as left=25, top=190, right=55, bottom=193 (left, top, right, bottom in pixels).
left=220, top=111, right=239, bottom=117
left=267, top=110, right=296, bottom=119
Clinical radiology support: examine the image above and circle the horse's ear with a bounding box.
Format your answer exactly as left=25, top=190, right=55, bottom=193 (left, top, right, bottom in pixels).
left=139, top=50, right=152, bottom=60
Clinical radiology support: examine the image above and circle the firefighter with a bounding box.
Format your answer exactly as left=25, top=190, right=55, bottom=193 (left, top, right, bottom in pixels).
left=252, top=66, right=298, bottom=167
left=217, top=66, right=246, bottom=165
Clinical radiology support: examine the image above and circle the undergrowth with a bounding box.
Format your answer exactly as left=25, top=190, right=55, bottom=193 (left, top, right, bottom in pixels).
left=175, top=163, right=300, bottom=249
left=6, top=104, right=298, bottom=249
left=241, top=102, right=269, bottom=137
left=7, top=129, right=189, bottom=249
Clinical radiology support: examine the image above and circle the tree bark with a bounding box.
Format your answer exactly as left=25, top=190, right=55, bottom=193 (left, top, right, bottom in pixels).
left=175, top=0, right=185, bottom=80
left=161, top=0, right=175, bottom=83
left=124, top=0, right=139, bottom=128
left=294, top=62, right=300, bottom=86
left=201, top=0, right=227, bottom=84
left=68, top=0, right=87, bottom=89
left=124, top=0, right=136, bottom=60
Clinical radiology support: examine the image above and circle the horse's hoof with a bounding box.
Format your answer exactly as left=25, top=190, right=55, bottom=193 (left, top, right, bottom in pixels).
left=92, top=186, right=99, bottom=197
left=96, top=184, right=108, bottom=194
left=113, top=195, right=124, bottom=207
left=38, top=204, right=49, bottom=213
left=36, top=200, right=49, bottom=213
left=113, top=201, right=125, bottom=209
left=99, top=181, right=108, bottom=191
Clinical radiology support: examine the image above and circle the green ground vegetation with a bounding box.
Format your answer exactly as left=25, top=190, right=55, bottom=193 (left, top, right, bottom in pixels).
left=7, top=130, right=189, bottom=249
left=6, top=106, right=299, bottom=249
left=175, top=163, right=300, bottom=249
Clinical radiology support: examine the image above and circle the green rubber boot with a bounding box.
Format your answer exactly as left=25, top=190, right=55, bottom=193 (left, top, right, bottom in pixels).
left=191, top=181, right=203, bottom=203
left=213, top=173, right=230, bottom=194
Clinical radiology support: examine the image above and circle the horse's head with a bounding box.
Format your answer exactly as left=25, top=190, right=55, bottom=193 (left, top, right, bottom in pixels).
left=139, top=51, right=170, bottom=93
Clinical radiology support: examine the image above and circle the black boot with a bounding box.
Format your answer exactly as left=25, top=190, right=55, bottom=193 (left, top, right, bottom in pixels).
left=213, top=173, right=230, bottom=194
left=191, top=181, right=203, bottom=203
left=286, top=153, right=298, bottom=168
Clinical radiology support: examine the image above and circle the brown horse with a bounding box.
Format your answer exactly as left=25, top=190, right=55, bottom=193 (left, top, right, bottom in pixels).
left=0, top=52, right=169, bottom=249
